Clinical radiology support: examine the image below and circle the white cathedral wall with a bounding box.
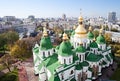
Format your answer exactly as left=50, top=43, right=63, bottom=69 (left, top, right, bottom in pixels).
left=77, top=53, right=85, bottom=62
left=58, top=55, right=73, bottom=65
left=39, top=49, right=53, bottom=58
left=98, top=44, right=106, bottom=50
left=58, top=66, right=75, bottom=81
left=73, top=36, right=88, bottom=48
left=75, top=70, right=82, bottom=81
left=39, top=67, right=47, bottom=81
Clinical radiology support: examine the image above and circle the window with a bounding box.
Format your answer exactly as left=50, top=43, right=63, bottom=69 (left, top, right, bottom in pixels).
left=64, top=59, right=66, bottom=64
left=70, top=70, right=74, bottom=74
left=61, top=73, right=64, bottom=80
left=79, top=55, right=81, bottom=61
left=48, top=51, right=50, bottom=56
left=53, top=49, right=55, bottom=52
left=69, top=58, right=71, bottom=63
left=43, top=52, right=45, bottom=58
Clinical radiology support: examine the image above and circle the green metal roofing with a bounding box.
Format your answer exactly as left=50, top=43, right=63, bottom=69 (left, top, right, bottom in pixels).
left=70, top=78, right=76, bottom=81
left=43, top=54, right=60, bottom=74
left=105, top=55, right=111, bottom=62
left=96, top=34, right=106, bottom=44
left=109, top=53, right=113, bottom=59
left=58, top=41, right=73, bottom=56
left=81, top=61, right=89, bottom=66
left=40, top=36, right=53, bottom=50
left=76, top=45, right=86, bottom=53
left=102, top=60, right=107, bottom=65
left=87, top=31, right=94, bottom=39
left=33, top=47, right=39, bottom=54
left=86, top=53, right=103, bottom=62
left=75, top=63, right=83, bottom=70
left=90, top=41, right=98, bottom=48
left=71, top=30, right=75, bottom=36
left=49, top=74, right=60, bottom=81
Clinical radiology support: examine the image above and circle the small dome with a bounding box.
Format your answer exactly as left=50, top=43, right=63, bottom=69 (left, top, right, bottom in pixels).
left=90, top=41, right=98, bottom=48
left=76, top=45, right=86, bottom=53
left=87, top=32, right=94, bottom=39
left=62, top=33, right=69, bottom=40
left=96, top=34, right=106, bottom=44
left=86, top=53, right=103, bottom=62
left=58, top=41, right=73, bottom=56
left=40, top=37, right=53, bottom=50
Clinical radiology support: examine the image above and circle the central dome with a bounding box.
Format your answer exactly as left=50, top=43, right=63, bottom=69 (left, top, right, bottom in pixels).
left=74, top=16, right=87, bottom=38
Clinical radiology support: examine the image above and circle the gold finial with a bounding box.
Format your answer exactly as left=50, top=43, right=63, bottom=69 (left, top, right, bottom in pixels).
left=43, top=27, right=48, bottom=37
left=101, top=25, right=104, bottom=30
left=93, top=37, right=96, bottom=41
left=89, top=26, right=92, bottom=31
left=99, top=28, right=103, bottom=34
left=79, top=40, right=83, bottom=45
left=62, top=32, right=69, bottom=41
left=78, top=16, right=83, bottom=23
left=73, top=25, right=77, bottom=30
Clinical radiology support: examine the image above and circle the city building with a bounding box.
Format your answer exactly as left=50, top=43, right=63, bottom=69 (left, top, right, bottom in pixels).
left=108, top=12, right=116, bottom=24
left=32, top=15, right=113, bottom=81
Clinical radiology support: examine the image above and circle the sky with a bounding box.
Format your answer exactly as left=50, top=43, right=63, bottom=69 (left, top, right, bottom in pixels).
left=0, top=0, right=120, bottom=18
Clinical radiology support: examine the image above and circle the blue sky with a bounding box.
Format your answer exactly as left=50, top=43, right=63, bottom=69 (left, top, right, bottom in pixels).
left=0, top=0, right=120, bottom=18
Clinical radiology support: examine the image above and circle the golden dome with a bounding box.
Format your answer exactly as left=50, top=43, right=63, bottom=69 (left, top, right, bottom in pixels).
left=62, top=33, right=69, bottom=41
left=43, top=27, right=48, bottom=37
left=89, top=26, right=92, bottom=31
left=75, top=15, right=87, bottom=38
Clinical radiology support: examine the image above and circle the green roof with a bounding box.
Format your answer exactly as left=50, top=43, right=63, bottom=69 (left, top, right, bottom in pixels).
left=49, top=74, right=60, bottom=81
left=70, top=78, right=76, bottom=81
left=58, top=41, right=73, bottom=56
left=40, top=36, right=53, bottom=50
left=96, top=34, right=106, bottom=44
left=102, top=60, right=107, bottom=65
left=87, top=31, right=94, bottom=39
left=105, top=55, right=111, bottom=62
left=76, top=45, right=86, bottom=53
left=42, top=54, right=60, bottom=74
left=71, top=30, right=75, bottom=36
left=109, top=53, right=113, bottom=59
left=81, top=61, right=89, bottom=66
left=86, top=53, right=103, bottom=62
left=90, top=41, right=98, bottom=48
left=75, top=63, right=83, bottom=70
left=33, top=47, right=39, bottom=54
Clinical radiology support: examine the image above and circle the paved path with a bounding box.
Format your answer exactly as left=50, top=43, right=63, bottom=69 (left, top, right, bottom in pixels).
left=23, top=58, right=38, bottom=81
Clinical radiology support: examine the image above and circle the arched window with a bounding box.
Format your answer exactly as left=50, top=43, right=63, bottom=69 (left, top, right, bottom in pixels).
left=70, top=70, right=74, bottom=75
left=48, top=51, right=50, bottom=56
left=43, top=52, right=45, bottom=58
left=79, top=55, right=81, bottom=61
left=69, top=58, right=71, bottom=63
left=64, top=59, right=66, bottom=64
left=61, top=73, right=64, bottom=80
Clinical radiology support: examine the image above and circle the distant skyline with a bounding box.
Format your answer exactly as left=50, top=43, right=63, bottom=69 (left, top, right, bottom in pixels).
left=0, top=0, right=120, bottom=18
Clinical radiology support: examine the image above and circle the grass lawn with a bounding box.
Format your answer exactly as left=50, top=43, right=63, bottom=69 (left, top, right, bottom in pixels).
left=0, top=69, right=18, bottom=81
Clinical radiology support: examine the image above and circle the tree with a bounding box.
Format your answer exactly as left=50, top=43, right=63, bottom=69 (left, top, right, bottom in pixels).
left=93, top=30, right=99, bottom=38
left=10, top=38, right=35, bottom=59
left=5, top=31, right=19, bottom=50
left=0, top=34, right=7, bottom=54
left=104, top=33, right=112, bottom=44
left=0, top=54, right=14, bottom=72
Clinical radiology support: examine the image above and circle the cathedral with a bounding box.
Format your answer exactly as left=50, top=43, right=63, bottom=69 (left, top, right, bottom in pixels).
left=32, top=15, right=113, bottom=81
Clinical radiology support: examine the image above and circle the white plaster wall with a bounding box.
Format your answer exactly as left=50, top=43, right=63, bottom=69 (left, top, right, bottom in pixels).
left=75, top=70, right=82, bottom=81
left=58, top=55, right=73, bottom=65
left=58, top=66, right=75, bottom=81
